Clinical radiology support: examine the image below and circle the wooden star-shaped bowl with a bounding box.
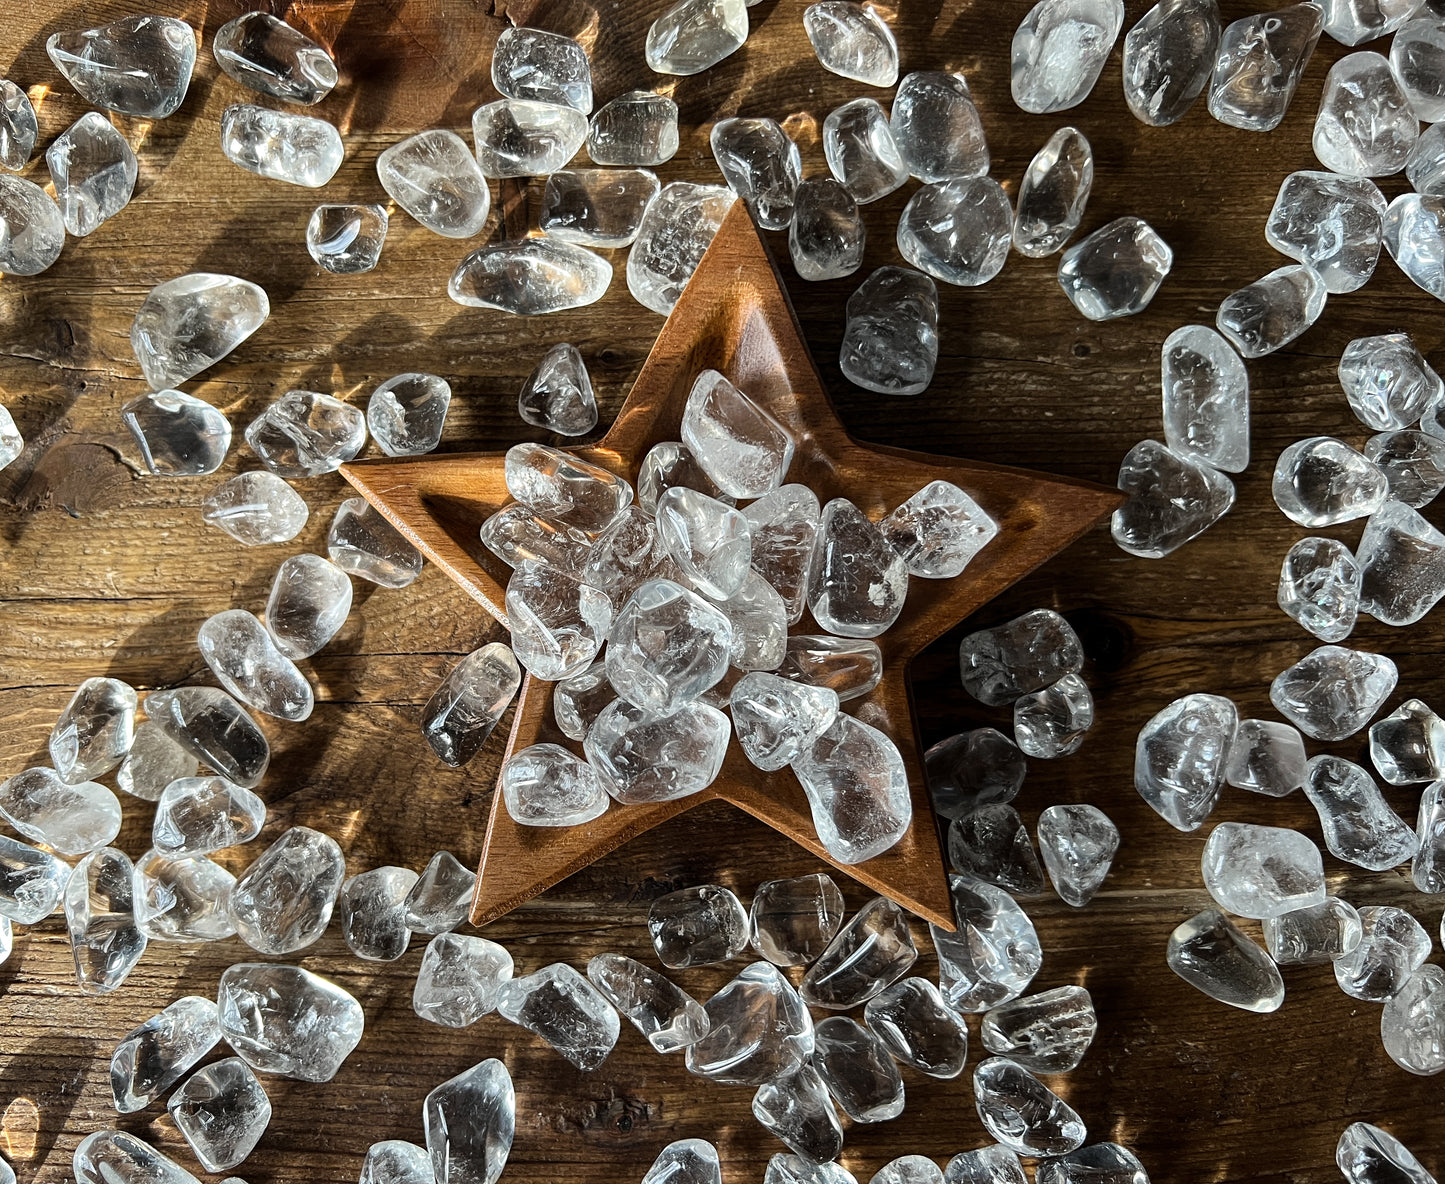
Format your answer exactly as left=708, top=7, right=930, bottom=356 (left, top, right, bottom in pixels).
left=340, top=203, right=1122, bottom=930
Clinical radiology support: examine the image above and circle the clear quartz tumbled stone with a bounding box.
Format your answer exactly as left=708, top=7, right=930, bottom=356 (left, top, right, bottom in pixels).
left=1335, top=906, right=1430, bottom=1000
left=0, top=175, right=64, bottom=275
left=793, top=714, right=912, bottom=864
left=167, top=1058, right=271, bottom=1173
left=368, top=372, right=451, bottom=456
left=778, top=635, right=883, bottom=701
left=790, top=178, right=865, bottom=281
left=1226, top=718, right=1308, bottom=796
left=584, top=507, right=667, bottom=607
left=74, top=1131, right=200, bottom=1184
left=134, top=849, right=236, bottom=943
left=655, top=487, right=752, bottom=598
left=1010, top=0, right=1125, bottom=114
left=1122, top=0, right=1221, bottom=126
left=588, top=91, right=678, bottom=165
left=1393, top=17, right=1445, bottom=121
left=1037, top=803, right=1119, bottom=906
left=1364, top=430, right=1445, bottom=508
left=899, top=177, right=1012, bottom=288
left=491, top=26, right=592, bottom=111
left=152, top=776, right=265, bottom=856
left=220, top=104, right=343, bottom=187
left=1313, top=52, right=1418, bottom=177
left=1340, top=333, right=1442, bottom=431
left=1167, top=908, right=1284, bottom=1012
left=376, top=130, right=491, bottom=238
left=749, top=873, right=845, bottom=966
left=1357, top=501, right=1445, bottom=626
left=932, top=875, right=1041, bottom=1012
left=246, top=390, right=365, bottom=478
left=1112, top=439, right=1235, bottom=558
left=308, top=203, right=388, bottom=273
left=111, top=995, right=221, bottom=1113
left=360, top=1141, right=435, bottom=1184
left=1013, top=127, right=1093, bottom=257
left=1337, top=1123, right=1435, bottom=1184
left=422, top=643, right=521, bottom=767
left=328, top=497, right=424, bottom=588
left=745, top=486, right=820, bottom=623
left=519, top=343, right=597, bottom=436
left=731, top=672, right=838, bottom=772
left=214, top=12, right=336, bottom=104
left=413, top=933, right=513, bottom=1028
left=606, top=578, right=732, bottom=713
left=711, top=117, right=801, bottom=231
left=1408, top=121, right=1445, bottom=195
left=587, top=954, right=709, bottom=1053
left=1384, top=192, right=1445, bottom=300
left=926, top=728, right=1028, bottom=817
left=1134, top=693, right=1237, bottom=831
left=218, top=963, right=364, bottom=1082
left=203, top=472, right=307, bottom=546
left=1161, top=325, right=1249, bottom=473
left=48, top=15, right=196, bottom=118
left=1057, top=216, right=1172, bottom=320
left=1414, top=780, right=1445, bottom=892
left=812, top=1015, right=904, bottom=1123
left=472, top=99, right=587, bottom=179
left=686, top=961, right=814, bottom=1085
left=645, top=0, right=749, bottom=75
left=1370, top=698, right=1445, bottom=784
left=496, top=962, right=620, bottom=1070
left=1304, top=754, right=1418, bottom=869
left=1270, top=646, right=1397, bottom=740
left=947, top=804, right=1046, bottom=896
left=145, top=687, right=270, bottom=789
left=973, top=1057, right=1087, bottom=1156
left=405, top=851, right=476, bottom=935
left=627, top=182, right=735, bottom=314
left=340, top=866, right=417, bottom=962
left=586, top=698, right=731, bottom=803
left=753, top=1064, right=844, bottom=1162
left=0, top=80, right=38, bottom=171
left=266, top=554, right=352, bottom=662
left=424, top=1059, right=514, bottom=1184
left=944, top=1146, right=1027, bottom=1184
left=809, top=498, right=908, bottom=637
left=980, top=984, right=1097, bottom=1072
left=1272, top=437, right=1386, bottom=526
left=641, top=1141, right=722, bottom=1184
left=1014, top=673, right=1094, bottom=758
left=1263, top=896, right=1362, bottom=964
left=448, top=237, right=611, bottom=315
left=122, top=390, right=231, bottom=477
left=47, top=111, right=137, bottom=237
left=501, top=743, right=607, bottom=826
left=1266, top=172, right=1386, bottom=294
left=67, top=847, right=146, bottom=994
left=198, top=609, right=313, bottom=722
left=804, top=2, right=899, bottom=86
left=864, top=977, right=969, bottom=1079
left=229, top=826, right=346, bottom=955
left=0, top=834, right=71, bottom=924
left=824, top=98, right=908, bottom=204
left=801, top=896, right=918, bottom=1009
left=1382, top=966, right=1445, bottom=1074
left=891, top=72, right=987, bottom=182
left=839, top=266, right=940, bottom=396
left=681, top=370, right=794, bottom=501
left=1200, top=821, right=1326, bottom=919
left=50, top=676, right=136, bottom=785
left=959, top=608, right=1084, bottom=706
left=1207, top=4, right=1323, bottom=132
left=0, top=766, right=120, bottom=855
left=1323, top=0, right=1427, bottom=44
left=541, top=169, right=659, bottom=249
left=650, top=885, right=750, bottom=968
left=132, top=273, right=270, bottom=389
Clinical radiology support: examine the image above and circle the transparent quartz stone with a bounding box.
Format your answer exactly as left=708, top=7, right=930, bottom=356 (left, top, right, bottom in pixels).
left=111, top=995, right=221, bottom=1113
left=328, top=497, right=424, bottom=587
left=1384, top=192, right=1445, bottom=299
left=1036, top=803, right=1119, bottom=906
left=198, top=609, right=313, bottom=722
left=801, top=896, right=918, bottom=1009
left=1207, top=4, right=1323, bottom=132
left=405, top=851, right=476, bottom=935
left=711, top=117, right=801, bottom=230
left=1010, top=0, right=1125, bottom=113
left=220, top=104, right=343, bottom=187
left=246, top=389, right=364, bottom=478
left=812, top=1015, right=904, bottom=1122
left=1270, top=646, right=1397, bottom=740
left=67, top=847, right=146, bottom=994
left=1200, top=821, right=1326, bottom=919
left=501, top=743, right=607, bottom=827
left=339, top=866, right=417, bottom=961
left=144, top=687, right=270, bottom=788
left=685, top=961, right=814, bottom=1085
left=368, top=372, right=451, bottom=456
left=0, top=766, right=120, bottom=855
left=891, top=72, right=987, bottom=182
left=1337, top=1123, right=1435, bottom=1184
left=49, top=676, right=136, bottom=785
left=218, top=962, right=364, bottom=1082
left=1263, top=896, right=1362, bottom=964
left=793, top=715, right=912, bottom=864
left=540, top=168, right=659, bottom=249
left=495, top=962, right=620, bottom=1070
left=413, top=933, right=513, bottom=1028
left=1014, top=673, right=1094, bottom=759
left=1167, top=908, right=1284, bottom=1012
left=423, top=1059, right=514, bottom=1184
left=1393, top=16, right=1445, bottom=121
left=122, top=390, right=231, bottom=477
left=927, top=728, right=1027, bottom=818
left=448, top=237, right=611, bottom=315
left=376, top=130, right=491, bottom=238
left=131, top=273, right=270, bottom=389
left=1122, top=0, right=1221, bottom=126
left=980, top=985, right=1097, bottom=1073
left=1161, top=325, right=1249, bottom=473
left=839, top=265, right=939, bottom=395
left=585, top=698, right=730, bottom=804
left=422, top=642, right=520, bottom=767
left=789, top=178, right=865, bottom=281
left=750, top=874, right=845, bottom=966
left=1313, top=51, right=1418, bottom=177
left=1225, top=718, right=1308, bottom=796
left=0, top=175, right=63, bottom=275
left=491, top=26, right=592, bottom=111
left=959, top=608, right=1084, bottom=706
left=1134, top=692, right=1237, bottom=831
left=1304, top=754, right=1418, bottom=869
left=804, top=2, right=898, bottom=86
left=824, top=98, right=908, bottom=204
left=808, top=498, right=908, bottom=637
left=1371, top=698, right=1445, bottom=784
left=152, top=776, right=265, bottom=856
left=753, top=1063, right=844, bottom=1161
left=167, top=1058, right=271, bottom=1172
left=1266, top=172, right=1386, bottom=294
left=0, top=80, right=38, bottom=171
left=588, top=91, right=678, bottom=165
left=650, top=884, right=749, bottom=968
left=586, top=953, right=709, bottom=1052
left=778, top=635, right=882, bottom=701
left=203, top=472, right=307, bottom=546
left=627, top=183, right=735, bottom=315
left=606, top=577, right=732, bottom=713
left=1341, top=333, right=1442, bottom=430
left=308, top=203, right=388, bottom=274
left=645, top=0, right=749, bottom=75
left=472, top=99, right=587, bottom=178
left=74, top=1131, right=200, bottom=1184
left=1357, top=500, right=1445, bottom=626
left=864, top=976, right=970, bottom=1079
left=47, top=111, right=137, bottom=237
left=1057, top=216, right=1172, bottom=320
left=973, top=1057, right=1087, bottom=1156
left=948, top=804, right=1046, bottom=896
left=1322, top=0, right=1427, bottom=44
left=47, top=15, right=196, bottom=118
left=931, top=875, right=1042, bottom=1012
left=229, top=825, right=346, bottom=955
left=264, top=554, right=352, bottom=662
left=1273, top=436, right=1386, bottom=526
left=1364, top=429, right=1445, bottom=507
left=1013, top=127, right=1092, bottom=257
left=681, top=370, right=794, bottom=501
left=213, top=12, right=335, bottom=104
left=1334, top=906, right=1430, bottom=1000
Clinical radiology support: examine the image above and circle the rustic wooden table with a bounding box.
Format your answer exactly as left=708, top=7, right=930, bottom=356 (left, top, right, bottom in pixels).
left=2, top=1, right=1442, bottom=1181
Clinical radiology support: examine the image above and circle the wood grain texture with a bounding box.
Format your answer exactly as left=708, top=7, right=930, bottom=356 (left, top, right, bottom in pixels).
left=1, top=1, right=1445, bottom=1182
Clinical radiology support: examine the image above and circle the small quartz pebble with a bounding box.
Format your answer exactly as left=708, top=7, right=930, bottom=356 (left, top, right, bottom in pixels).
left=731, top=673, right=838, bottom=772
left=377, top=131, right=491, bottom=238
left=424, top=1059, right=515, bottom=1184
left=0, top=175, right=64, bottom=275
left=587, top=698, right=731, bottom=803
left=1270, top=646, right=1397, bottom=740
left=585, top=507, right=667, bottom=606
left=1266, top=172, right=1386, bottom=294
left=881, top=481, right=997, bottom=578
left=641, top=1141, right=722, bottom=1184
left=134, top=849, right=238, bottom=942
left=492, top=26, right=592, bottom=111
left=790, top=178, right=865, bottom=281
left=147, top=687, right=270, bottom=788
left=0, top=767, right=121, bottom=856
left=1226, top=718, right=1308, bottom=796
left=765, top=1152, right=854, bottom=1184
left=711, top=117, right=801, bottom=231
left=199, top=609, right=313, bottom=722
left=1313, top=51, right=1418, bottom=178
left=553, top=667, right=611, bottom=744
left=926, top=728, right=1028, bottom=817
left=891, top=71, right=987, bottom=183
left=214, top=12, right=337, bottom=104
left=1037, top=1145, right=1150, bottom=1184
left=638, top=441, right=733, bottom=513
left=167, top=1058, right=271, bottom=1172
left=132, top=273, right=270, bottom=389
left=50, top=677, right=136, bottom=785
left=1371, top=699, right=1445, bottom=784
left=650, top=885, right=749, bottom=968
left=809, top=499, right=908, bottom=638
left=1200, top=821, right=1325, bottom=919
left=1305, top=754, right=1419, bottom=870
left=588, top=91, right=678, bottom=165
left=265, top=554, right=352, bottom=660
left=755, top=1064, right=845, bottom=1161
left=308, top=203, right=388, bottom=273
left=586, top=953, right=709, bottom=1052
left=1166, top=907, right=1284, bottom=1012
left=607, top=578, right=731, bottom=712
left=413, top=934, right=514, bottom=1028
left=203, top=472, right=308, bottom=546
left=793, top=714, right=912, bottom=864
left=801, top=896, right=917, bottom=1009
left=1111, top=440, right=1235, bottom=558
left=824, top=98, right=908, bottom=204
left=959, top=609, right=1083, bottom=707
left=1337, top=1123, right=1435, bottom=1184
left=1357, top=501, right=1445, bottom=626
left=423, top=643, right=521, bottom=768
left=221, top=104, right=343, bottom=187
left=404, top=851, right=476, bottom=935
left=219, top=963, right=364, bottom=1082
left=839, top=265, right=940, bottom=396
left=944, top=1147, right=1027, bottom=1184
left=507, top=561, right=612, bottom=681
left=0, top=80, right=38, bottom=170
left=645, top=0, right=749, bottom=75
left=812, top=1015, right=905, bottom=1122
left=472, top=99, right=587, bottom=179
left=1057, top=216, right=1172, bottom=320
left=73, top=1131, right=201, bottom=1184
left=1010, top=0, right=1124, bottom=114
left=340, top=866, right=418, bottom=962
left=1013, top=126, right=1093, bottom=257
left=1394, top=17, right=1445, bottom=121
left=872, top=1158, right=943, bottom=1184
left=804, top=2, right=898, bottom=87
left=246, top=390, right=364, bottom=478
left=1278, top=537, right=1362, bottom=642
left=948, top=805, right=1046, bottom=897
left=686, top=961, right=814, bottom=1085
left=750, top=873, right=845, bottom=966
left=628, top=182, right=735, bottom=315
left=1263, top=896, right=1362, bottom=964
left=864, top=976, right=969, bottom=1078
left=682, top=370, right=794, bottom=501
left=1384, top=193, right=1445, bottom=301
left=1364, top=430, right=1445, bottom=508
left=1121, top=0, right=1220, bottom=127
left=501, top=744, right=607, bottom=826
left=1134, top=693, right=1237, bottom=832
left=1335, top=906, right=1431, bottom=1000
left=519, top=344, right=597, bottom=436
left=1014, top=673, right=1094, bottom=758
left=656, top=487, right=752, bottom=598
left=230, top=826, right=346, bottom=956
left=153, top=776, right=264, bottom=857
left=1273, top=437, right=1386, bottom=527
left=1415, top=784, right=1445, bottom=897
left=932, top=875, right=1041, bottom=1012
left=1217, top=266, right=1328, bottom=358
left=980, top=985, right=1097, bottom=1073
left=0, top=834, right=72, bottom=924
left=973, top=1057, right=1087, bottom=1156
left=898, top=177, right=1013, bottom=288
left=367, top=372, right=450, bottom=456
left=1207, top=3, right=1322, bottom=132
left=449, top=237, right=613, bottom=315
left=778, top=635, right=882, bottom=701
left=1160, top=325, right=1249, bottom=473
left=68, top=847, right=146, bottom=994
left=1037, top=804, right=1119, bottom=906
left=48, top=15, right=196, bottom=118
left=497, top=963, right=620, bottom=1070
left=506, top=442, right=632, bottom=531
left=1340, top=333, right=1442, bottom=431
left=48, top=111, right=138, bottom=237
left=1407, top=122, right=1445, bottom=196
left=361, top=1141, right=434, bottom=1184
left=328, top=497, right=424, bottom=588
left=123, top=391, right=231, bottom=477
left=1381, top=964, right=1445, bottom=1074
left=111, top=995, right=222, bottom=1113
